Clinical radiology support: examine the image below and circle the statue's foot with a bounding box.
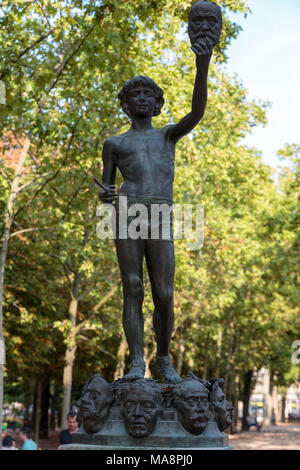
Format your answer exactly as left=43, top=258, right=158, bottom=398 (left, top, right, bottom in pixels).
left=156, top=356, right=182, bottom=384
left=123, top=359, right=146, bottom=381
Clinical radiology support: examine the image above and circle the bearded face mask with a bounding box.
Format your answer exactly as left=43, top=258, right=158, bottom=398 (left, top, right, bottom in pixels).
left=188, top=1, right=222, bottom=53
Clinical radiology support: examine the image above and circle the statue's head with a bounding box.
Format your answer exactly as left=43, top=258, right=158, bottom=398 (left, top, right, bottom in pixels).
left=118, top=379, right=162, bottom=438
left=173, top=378, right=210, bottom=435
left=208, top=378, right=233, bottom=431
left=188, top=1, right=222, bottom=51
left=118, top=76, right=164, bottom=118
left=219, top=399, right=234, bottom=431
left=77, top=374, right=114, bottom=434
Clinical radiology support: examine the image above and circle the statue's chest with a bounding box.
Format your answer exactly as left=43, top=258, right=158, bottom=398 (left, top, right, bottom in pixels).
left=117, top=132, right=174, bottom=162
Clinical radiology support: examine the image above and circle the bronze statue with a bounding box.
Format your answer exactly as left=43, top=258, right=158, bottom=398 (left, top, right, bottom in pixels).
left=209, top=378, right=234, bottom=432
left=118, top=379, right=162, bottom=438
left=77, top=374, right=114, bottom=434
left=173, top=378, right=210, bottom=435
left=188, top=1, right=222, bottom=52
left=61, top=4, right=236, bottom=450
left=98, top=1, right=222, bottom=384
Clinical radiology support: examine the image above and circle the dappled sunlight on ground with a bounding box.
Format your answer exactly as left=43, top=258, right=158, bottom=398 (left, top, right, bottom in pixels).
left=230, top=423, right=300, bottom=450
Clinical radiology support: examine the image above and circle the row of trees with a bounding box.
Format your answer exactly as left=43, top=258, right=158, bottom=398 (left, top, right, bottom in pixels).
left=0, top=0, right=299, bottom=441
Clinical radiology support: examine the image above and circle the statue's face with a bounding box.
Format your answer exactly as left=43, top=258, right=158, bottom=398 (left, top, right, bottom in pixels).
left=216, top=399, right=234, bottom=432
left=121, top=389, right=160, bottom=438
left=176, top=381, right=209, bottom=435
left=211, top=385, right=233, bottom=431
left=188, top=2, right=222, bottom=51
left=223, top=400, right=234, bottom=429
left=80, top=379, right=113, bottom=433
left=126, top=86, right=157, bottom=118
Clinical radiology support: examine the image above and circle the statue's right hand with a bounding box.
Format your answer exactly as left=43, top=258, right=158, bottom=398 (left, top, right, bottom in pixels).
left=99, top=184, right=118, bottom=204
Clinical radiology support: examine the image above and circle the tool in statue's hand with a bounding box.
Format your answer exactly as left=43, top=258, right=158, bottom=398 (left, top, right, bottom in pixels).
left=94, top=176, right=118, bottom=203
left=94, top=176, right=109, bottom=194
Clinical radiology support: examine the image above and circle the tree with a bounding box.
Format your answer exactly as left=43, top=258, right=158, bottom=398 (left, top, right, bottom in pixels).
left=4, top=1, right=299, bottom=438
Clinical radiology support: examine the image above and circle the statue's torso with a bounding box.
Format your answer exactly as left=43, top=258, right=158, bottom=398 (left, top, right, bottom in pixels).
left=113, top=127, right=175, bottom=200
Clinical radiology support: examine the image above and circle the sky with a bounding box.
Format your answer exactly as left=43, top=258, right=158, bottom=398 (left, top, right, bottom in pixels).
left=225, top=0, right=300, bottom=176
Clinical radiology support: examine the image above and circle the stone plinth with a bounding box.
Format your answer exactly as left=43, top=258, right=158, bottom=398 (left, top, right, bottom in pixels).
left=59, top=403, right=232, bottom=450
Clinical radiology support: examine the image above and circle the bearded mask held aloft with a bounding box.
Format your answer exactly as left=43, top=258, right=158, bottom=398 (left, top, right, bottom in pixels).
left=188, top=1, right=222, bottom=53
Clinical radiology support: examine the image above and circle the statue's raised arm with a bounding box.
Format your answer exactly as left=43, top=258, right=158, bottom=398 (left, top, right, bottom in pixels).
left=166, top=1, right=222, bottom=144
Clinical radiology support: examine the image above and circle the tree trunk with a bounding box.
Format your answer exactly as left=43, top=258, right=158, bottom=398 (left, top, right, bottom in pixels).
left=215, top=328, right=223, bottom=377
left=144, top=314, right=155, bottom=378
left=224, top=322, right=233, bottom=395
left=202, top=332, right=210, bottom=380
left=0, top=137, right=30, bottom=446
left=114, top=336, right=127, bottom=381
left=176, top=330, right=185, bottom=376
left=61, top=343, right=76, bottom=429
left=34, top=380, right=42, bottom=445
left=271, top=375, right=278, bottom=426
left=61, top=272, right=82, bottom=429
left=0, top=364, right=3, bottom=447
left=281, top=395, right=286, bottom=423
left=50, top=380, right=60, bottom=430
left=230, top=376, right=239, bottom=434
left=187, top=355, right=194, bottom=371
left=61, top=292, right=79, bottom=429
left=263, top=370, right=276, bottom=426
left=40, top=380, right=50, bottom=438
left=242, top=369, right=253, bottom=431
left=60, top=226, right=92, bottom=430
left=144, top=344, right=152, bottom=378
left=0, top=80, right=5, bottom=104
left=23, top=390, right=31, bottom=423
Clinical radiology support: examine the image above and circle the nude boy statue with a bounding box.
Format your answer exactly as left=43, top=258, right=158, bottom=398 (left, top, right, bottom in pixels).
left=99, top=2, right=222, bottom=384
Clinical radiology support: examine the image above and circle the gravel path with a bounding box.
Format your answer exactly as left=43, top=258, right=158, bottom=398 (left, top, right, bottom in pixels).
left=230, top=422, right=300, bottom=450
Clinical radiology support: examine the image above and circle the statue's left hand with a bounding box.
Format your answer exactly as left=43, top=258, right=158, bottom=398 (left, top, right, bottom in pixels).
left=191, top=42, right=212, bottom=67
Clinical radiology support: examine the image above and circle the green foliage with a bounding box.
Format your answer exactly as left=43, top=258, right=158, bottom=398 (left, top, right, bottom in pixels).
left=1, top=0, right=299, bottom=407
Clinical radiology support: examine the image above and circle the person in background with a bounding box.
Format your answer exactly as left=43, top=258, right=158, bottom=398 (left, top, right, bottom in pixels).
left=59, top=411, right=79, bottom=446
left=22, top=418, right=32, bottom=431
left=255, top=412, right=264, bottom=431
left=19, top=427, right=38, bottom=450
left=1, top=435, right=18, bottom=450
left=1, top=422, right=7, bottom=440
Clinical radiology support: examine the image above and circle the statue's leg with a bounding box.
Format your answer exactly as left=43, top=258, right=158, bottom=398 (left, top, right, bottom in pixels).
left=114, top=237, right=145, bottom=379
left=145, top=240, right=181, bottom=383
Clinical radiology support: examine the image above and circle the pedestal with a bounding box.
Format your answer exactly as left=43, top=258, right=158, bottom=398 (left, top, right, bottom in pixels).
left=59, top=403, right=233, bottom=450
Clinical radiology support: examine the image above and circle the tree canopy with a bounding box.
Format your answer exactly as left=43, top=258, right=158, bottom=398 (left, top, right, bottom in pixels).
left=0, top=0, right=299, bottom=433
